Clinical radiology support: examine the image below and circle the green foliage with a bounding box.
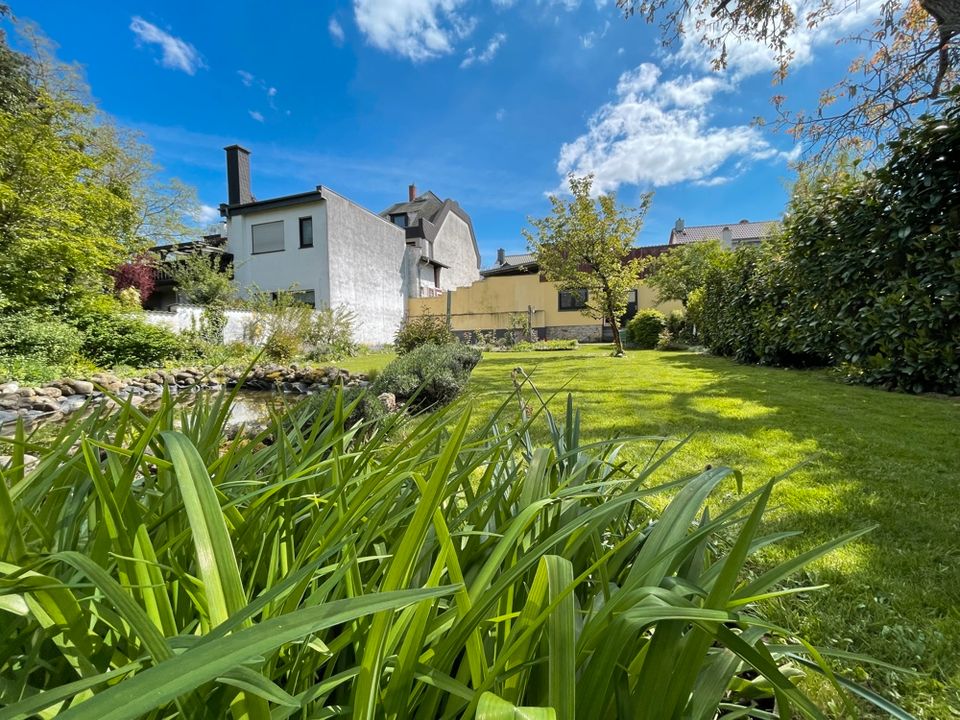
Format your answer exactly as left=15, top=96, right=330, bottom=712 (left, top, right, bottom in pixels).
left=80, top=313, right=181, bottom=368
left=627, top=309, right=666, bottom=349
left=697, top=100, right=960, bottom=393
left=167, top=249, right=235, bottom=307
left=0, top=24, right=204, bottom=313
left=371, top=342, right=480, bottom=410
left=510, top=339, right=579, bottom=351
left=646, top=239, right=727, bottom=307
left=307, top=305, right=360, bottom=362
left=525, top=174, right=650, bottom=355
left=394, top=313, right=455, bottom=354
left=0, top=310, right=82, bottom=366
left=0, top=381, right=907, bottom=718
left=243, top=289, right=314, bottom=363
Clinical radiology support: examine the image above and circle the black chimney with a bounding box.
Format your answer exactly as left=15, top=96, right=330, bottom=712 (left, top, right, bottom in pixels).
left=496, top=248, right=506, bottom=266
left=225, top=145, right=252, bottom=205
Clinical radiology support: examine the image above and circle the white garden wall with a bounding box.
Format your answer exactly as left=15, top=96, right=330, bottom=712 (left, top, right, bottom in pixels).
left=144, top=305, right=257, bottom=345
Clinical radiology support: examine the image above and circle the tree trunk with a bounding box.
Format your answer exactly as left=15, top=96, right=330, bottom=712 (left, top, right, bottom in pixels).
left=609, top=314, right=625, bottom=355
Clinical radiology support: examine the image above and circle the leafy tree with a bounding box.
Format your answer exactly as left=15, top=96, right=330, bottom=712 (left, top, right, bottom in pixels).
left=645, top=239, right=727, bottom=307
left=0, top=18, right=206, bottom=313
left=165, top=247, right=235, bottom=306
left=113, top=253, right=157, bottom=304
left=617, top=0, right=959, bottom=161
left=524, top=175, right=650, bottom=356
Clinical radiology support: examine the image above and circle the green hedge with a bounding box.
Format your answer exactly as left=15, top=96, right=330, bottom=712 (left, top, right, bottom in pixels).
left=699, top=98, right=960, bottom=394
left=0, top=311, right=83, bottom=367
left=82, top=313, right=181, bottom=368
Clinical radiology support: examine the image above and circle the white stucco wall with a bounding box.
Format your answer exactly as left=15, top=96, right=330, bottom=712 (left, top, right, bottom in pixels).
left=144, top=306, right=255, bottom=344
left=322, top=188, right=408, bottom=344
left=432, top=212, right=481, bottom=291
left=226, top=201, right=331, bottom=306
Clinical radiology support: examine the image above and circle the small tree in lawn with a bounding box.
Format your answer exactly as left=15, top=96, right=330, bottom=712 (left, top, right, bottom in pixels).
left=645, top=239, right=727, bottom=307
left=524, top=174, right=650, bottom=356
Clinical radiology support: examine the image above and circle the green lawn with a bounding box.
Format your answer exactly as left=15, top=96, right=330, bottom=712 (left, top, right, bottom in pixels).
left=332, top=352, right=396, bottom=375
left=466, top=345, right=960, bottom=718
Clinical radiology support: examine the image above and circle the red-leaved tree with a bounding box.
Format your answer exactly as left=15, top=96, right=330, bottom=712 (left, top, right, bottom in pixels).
left=113, top=254, right=156, bottom=305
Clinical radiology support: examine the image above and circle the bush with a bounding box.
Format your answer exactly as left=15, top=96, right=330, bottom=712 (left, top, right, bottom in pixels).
left=0, top=384, right=908, bottom=719
left=626, top=309, right=666, bottom=349
left=372, top=342, right=480, bottom=410
left=244, top=290, right=314, bottom=362
left=82, top=313, right=181, bottom=367
left=307, top=305, right=359, bottom=362
left=0, top=311, right=83, bottom=368
left=394, top=313, right=455, bottom=354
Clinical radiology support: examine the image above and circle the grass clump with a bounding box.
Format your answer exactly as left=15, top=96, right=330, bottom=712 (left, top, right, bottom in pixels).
left=0, top=376, right=908, bottom=718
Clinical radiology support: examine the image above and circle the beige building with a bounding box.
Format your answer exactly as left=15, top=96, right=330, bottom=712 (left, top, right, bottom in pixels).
left=407, top=250, right=681, bottom=342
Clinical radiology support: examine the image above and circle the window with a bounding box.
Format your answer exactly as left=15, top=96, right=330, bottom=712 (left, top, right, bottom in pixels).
left=558, top=289, right=588, bottom=311
left=251, top=221, right=284, bottom=254
left=298, top=217, right=313, bottom=248
left=391, top=214, right=407, bottom=228
left=293, top=290, right=316, bottom=308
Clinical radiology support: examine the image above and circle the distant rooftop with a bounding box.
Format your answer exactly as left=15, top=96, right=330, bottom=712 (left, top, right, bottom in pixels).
left=669, top=219, right=780, bottom=245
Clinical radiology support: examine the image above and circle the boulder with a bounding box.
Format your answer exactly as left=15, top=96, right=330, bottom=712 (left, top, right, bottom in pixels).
left=0, top=381, right=19, bottom=394
left=35, top=387, right=62, bottom=398
left=378, top=392, right=398, bottom=413
left=67, top=380, right=95, bottom=396
left=17, top=388, right=36, bottom=398
left=31, top=398, right=62, bottom=413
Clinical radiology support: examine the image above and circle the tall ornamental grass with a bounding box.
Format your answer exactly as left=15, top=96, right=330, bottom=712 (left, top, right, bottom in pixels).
left=0, top=378, right=910, bottom=719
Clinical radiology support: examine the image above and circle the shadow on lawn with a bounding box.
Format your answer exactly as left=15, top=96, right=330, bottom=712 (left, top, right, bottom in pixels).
left=470, top=350, right=960, bottom=715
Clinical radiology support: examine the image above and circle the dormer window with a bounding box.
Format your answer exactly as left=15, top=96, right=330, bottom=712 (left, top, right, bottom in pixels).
left=391, top=214, right=407, bottom=228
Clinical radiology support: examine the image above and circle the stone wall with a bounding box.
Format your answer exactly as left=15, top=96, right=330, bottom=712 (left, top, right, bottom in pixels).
left=545, top=324, right=604, bottom=342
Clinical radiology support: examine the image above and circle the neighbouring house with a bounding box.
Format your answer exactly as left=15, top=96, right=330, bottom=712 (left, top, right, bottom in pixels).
left=406, top=245, right=681, bottom=343
left=381, top=185, right=482, bottom=296
left=219, top=145, right=481, bottom=344
left=668, top=218, right=780, bottom=248
left=144, top=235, right=233, bottom=311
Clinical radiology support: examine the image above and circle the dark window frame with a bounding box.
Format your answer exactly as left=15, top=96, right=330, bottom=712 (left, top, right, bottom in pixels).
left=293, top=289, right=316, bottom=308
left=299, top=216, right=313, bottom=248
left=558, top=288, right=589, bottom=311
left=251, top=220, right=285, bottom=255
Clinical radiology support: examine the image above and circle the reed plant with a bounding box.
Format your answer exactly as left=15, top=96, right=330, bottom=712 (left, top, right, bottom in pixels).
left=0, top=376, right=910, bottom=719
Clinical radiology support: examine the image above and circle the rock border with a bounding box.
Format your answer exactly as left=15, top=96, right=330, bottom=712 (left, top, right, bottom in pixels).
left=0, top=364, right=369, bottom=428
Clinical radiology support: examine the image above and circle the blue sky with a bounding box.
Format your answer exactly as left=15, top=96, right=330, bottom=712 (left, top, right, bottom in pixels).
left=10, top=0, right=875, bottom=264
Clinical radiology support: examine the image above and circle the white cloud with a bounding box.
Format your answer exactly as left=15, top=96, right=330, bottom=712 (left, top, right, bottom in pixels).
left=267, top=87, right=277, bottom=97
left=329, top=17, right=346, bottom=45
left=129, top=17, right=204, bottom=75
left=496, top=107, right=506, bottom=121
left=580, top=20, right=609, bottom=49
left=670, top=0, right=883, bottom=80
left=556, top=62, right=793, bottom=192
left=237, top=70, right=255, bottom=86
left=460, top=32, right=507, bottom=68
left=192, top=204, right=221, bottom=224
left=249, top=110, right=265, bottom=123
left=353, top=0, right=475, bottom=62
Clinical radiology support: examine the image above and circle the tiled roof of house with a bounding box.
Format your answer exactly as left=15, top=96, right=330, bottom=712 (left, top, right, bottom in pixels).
left=669, top=220, right=779, bottom=245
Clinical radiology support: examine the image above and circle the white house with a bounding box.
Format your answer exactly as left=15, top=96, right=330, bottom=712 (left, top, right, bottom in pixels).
left=219, top=145, right=481, bottom=344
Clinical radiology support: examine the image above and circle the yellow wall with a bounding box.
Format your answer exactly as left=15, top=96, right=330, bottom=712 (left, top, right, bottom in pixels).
left=406, top=273, right=681, bottom=338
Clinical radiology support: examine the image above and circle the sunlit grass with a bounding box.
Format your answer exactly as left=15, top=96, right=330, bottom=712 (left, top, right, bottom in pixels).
left=467, top=345, right=960, bottom=718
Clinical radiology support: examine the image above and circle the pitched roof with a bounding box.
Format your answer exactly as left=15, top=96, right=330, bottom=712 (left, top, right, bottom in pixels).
left=669, top=220, right=779, bottom=245
left=481, top=252, right=538, bottom=277
left=380, top=191, right=445, bottom=225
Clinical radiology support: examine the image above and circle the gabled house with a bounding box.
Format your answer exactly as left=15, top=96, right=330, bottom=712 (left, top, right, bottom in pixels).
left=381, top=185, right=481, bottom=297
left=218, top=146, right=481, bottom=344
left=669, top=218, right=779, bottom=248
